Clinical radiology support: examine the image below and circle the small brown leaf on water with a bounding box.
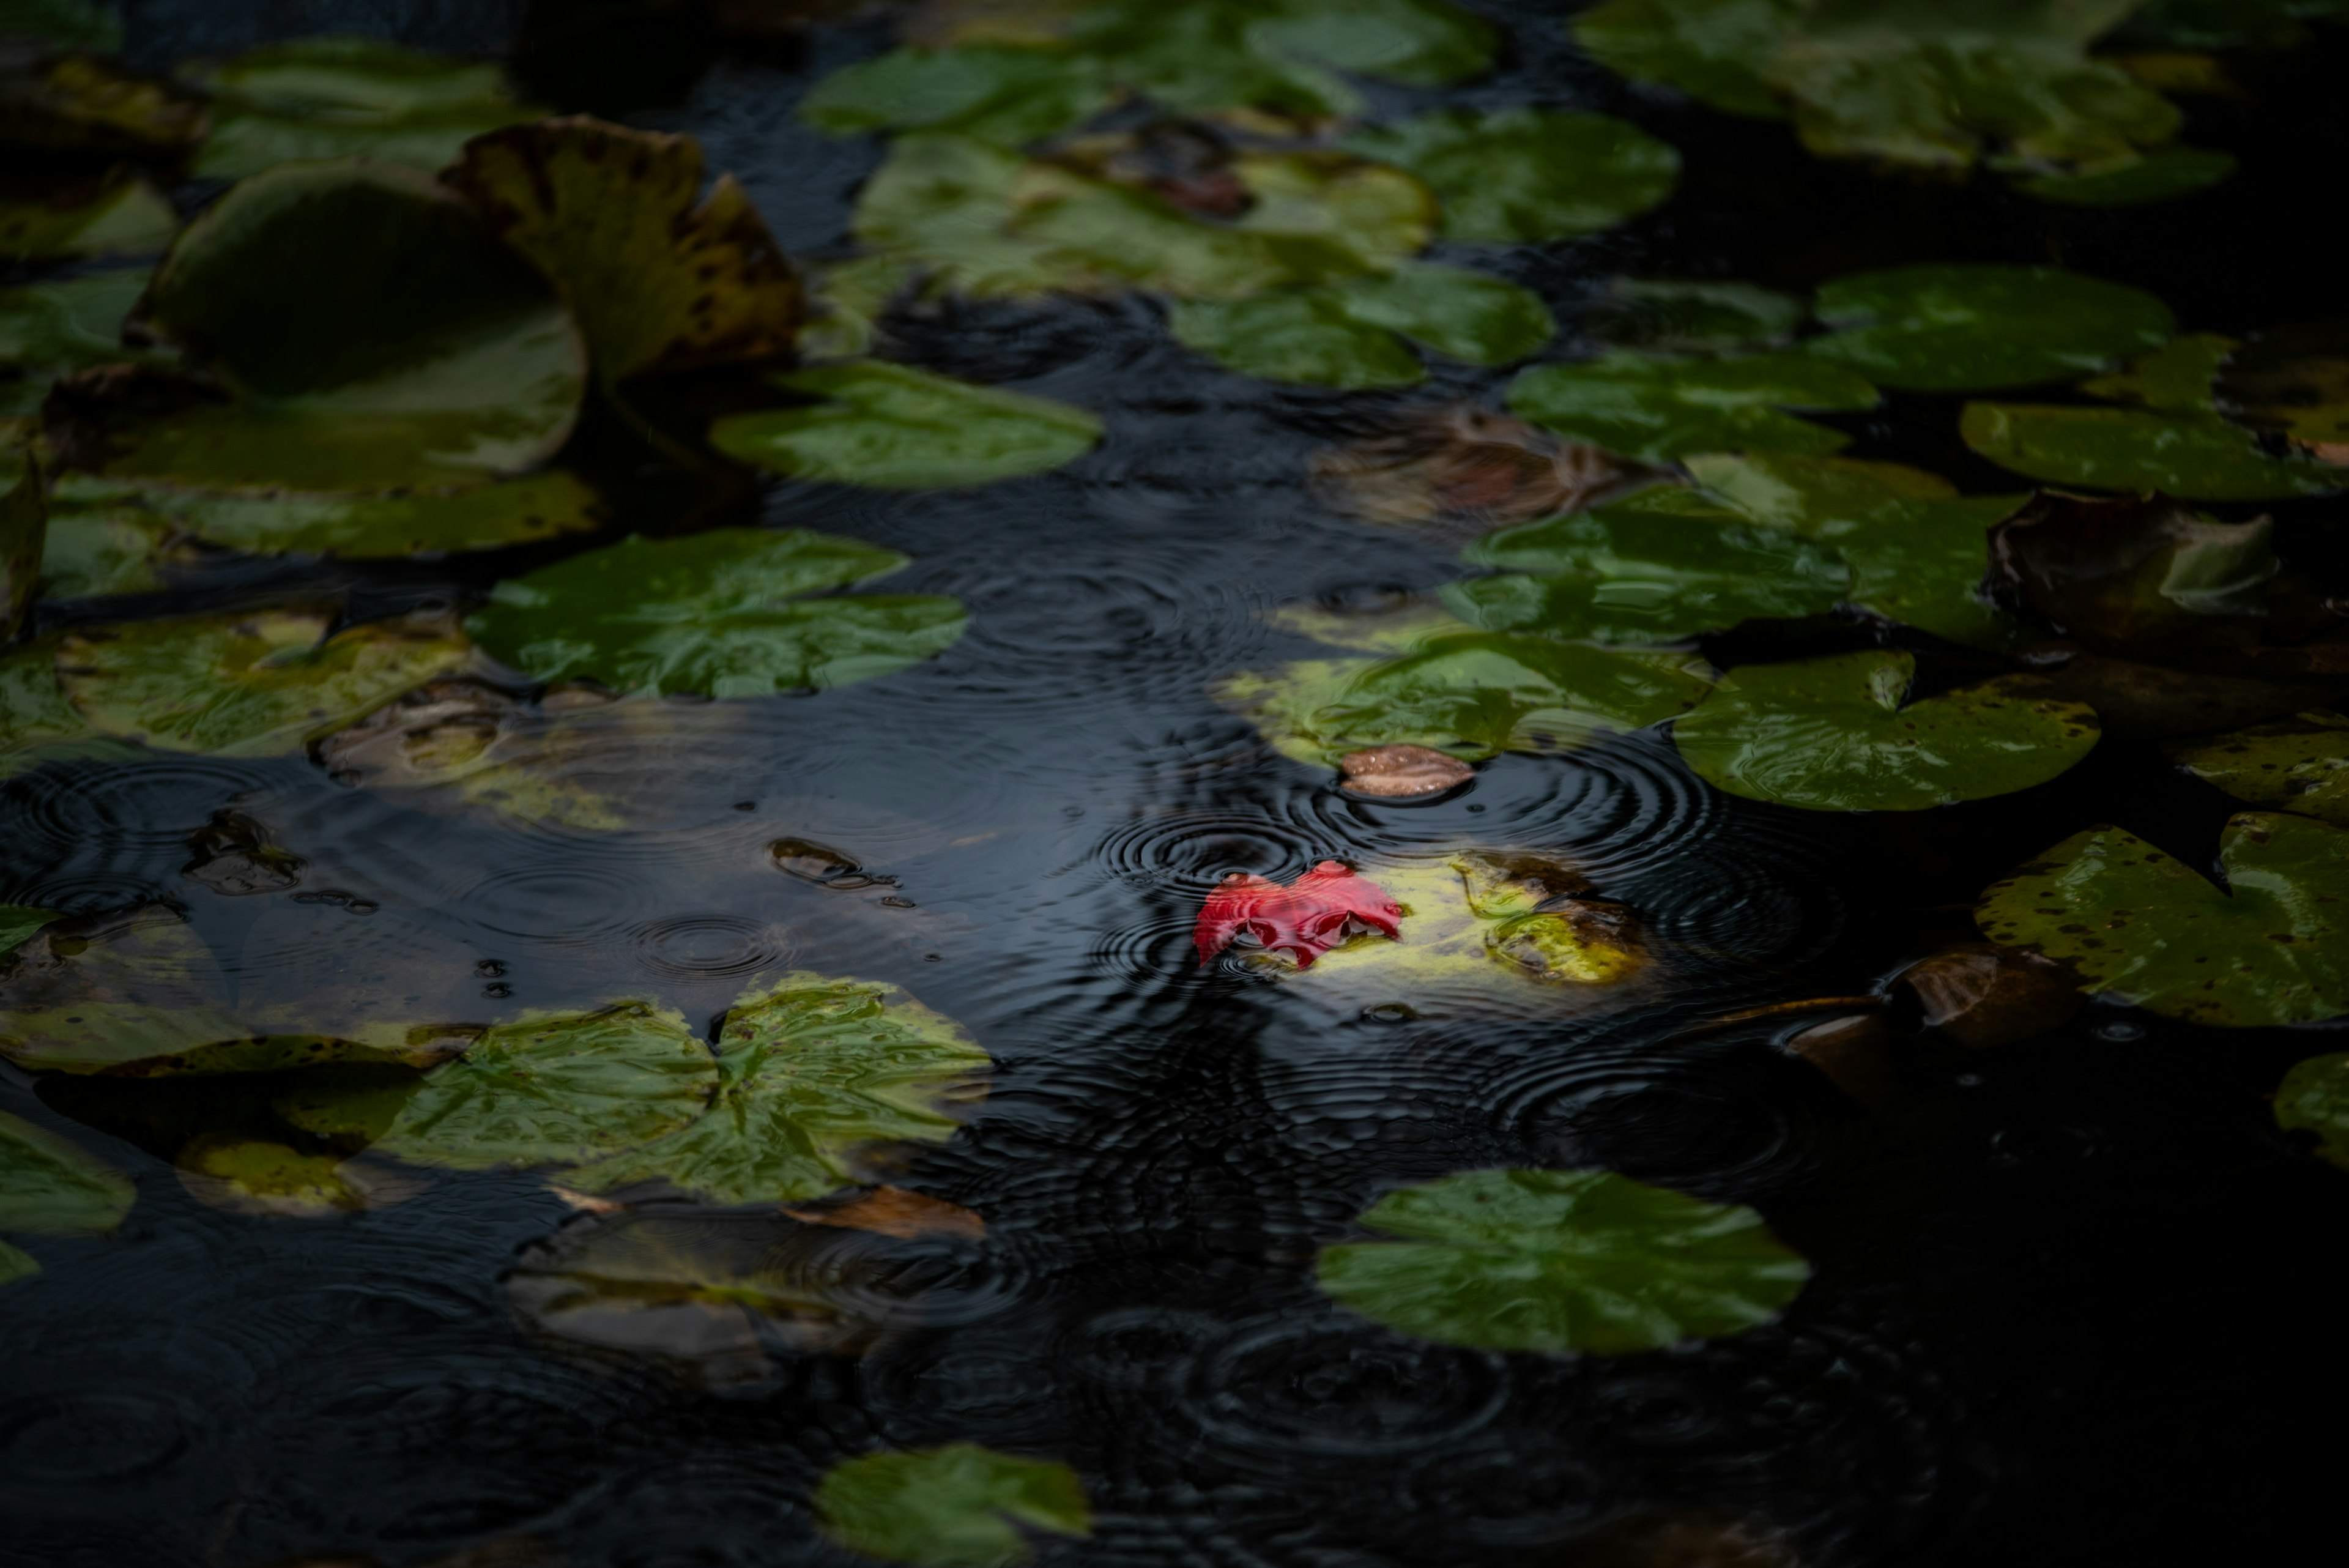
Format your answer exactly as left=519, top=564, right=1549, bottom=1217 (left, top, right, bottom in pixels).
left=1894, top=942, right=2083, bottom=1050
left=782, top=1183, right=985, bottom=1242
left=1310, top=404, right=1655, bottom=543
left=1784, top=1013, right=1893, bottom=1107
left=1339, top=744, right=1474, bottom=798
left=1987, top=490, right=2279, bottom=651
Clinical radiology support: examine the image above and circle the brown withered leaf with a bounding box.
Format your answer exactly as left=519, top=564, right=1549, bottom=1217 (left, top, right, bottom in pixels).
left=1338, top=743, right=1475, bottom=799
left=443, top=116, right=803, bottom=382
left=1310, top=404, right=1657, bottom=543
left=782, top=1183, right=985, bottom=1242
left=1782, top=1013, right=1893, bottom=1107
left=182, top=809, right=305, bottom=897
left=1893, top=941, right=2084, bottom=1050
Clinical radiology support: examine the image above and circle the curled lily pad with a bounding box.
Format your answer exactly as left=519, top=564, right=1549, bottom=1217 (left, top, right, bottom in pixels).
left=567, top=972, right=987, bottom=1205
left=1976, top=811, right=2349, bottom=1027
left=445, top=118, right=802, bottom=383
left=1171, top=263, right=1554, bottom=388
left=188, top=38, right=541, bottom=180
left=1672, top=650, right=2099, bottom=812
left=1804, top=264, right=2174, bottom=392
left=158, top=470, right=601, bottom=557
left=0, top=168, right=176, bottom=261
left=0, top=269, right=154, bottom=417
left=1340, top=108, right=1680, bottom=243
left=800, top=45, right=1110, bottom=146
left=816, top=1444, right=1092, bottom=1568
left=1218, top=633, right=1713, bottom=767
left=59, top=608, right=470, bottom=755
left=711, top=362, right=1100, bottom=488
left=1573, top=0, right=1798, bottom=119
left=1588, top=278, right=1805, bottom=354
left=1507, top=351, right=1878, bottom=463
left=1961, top=403, right=2340, bottom=501
left=466, top=527, right=967, bottom=698
left=1316, top=1168, right=1810, bottom=1354
left=0, top=1109, right=132, bottom=1236
left=0, top=902, right=58, bottom=956
left=2275, top=1053, right=2349, bottom=1170
left=2013, top=146, right=2235, bottom=205
left=2167, top=713, right=2349, bottom=826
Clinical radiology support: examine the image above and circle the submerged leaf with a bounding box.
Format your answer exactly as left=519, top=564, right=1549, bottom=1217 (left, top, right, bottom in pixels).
left=466, top=527, right=967, bottom=698
left=0, top=904, right=245, bottom=1072
left=2167, top=712, right=2349, bottom=827
left=1587, top=278, right=1805, bottom=354
left=0, top=1109, right=133, bottom=1236
left=1194, top=860, right=1404, bottom=968
left=1976, top=812, right=2349, bottom=1027
left=2080, top=331, right=2236, bottom=414
left=35, top=475, right=187, bottom=599
left=1508, top=351, right=1878, bottom=463
left=1341, top=108, right=1680, bottom=243
left=1308, top=405, right=1654, bottom=540
left=1804, top=264, right=2173, bottom=392
left=1961, top=403, right=2340, bottom=500
left=815, top=1444, right=1092, bottom=1568
left=711, top=361, right=1100, bottom=488
left=0, top=1238, right=34, bottom=1284
left=1893, top=941, right=2084, bottom=1049
left=174, top=1135, right=416, bottom=1217
left=188, top=37, right=541, bottom=180
left=1316, top=1167, right=1809, bottom=1353
left=1672, top=650, right=2099, bottom=811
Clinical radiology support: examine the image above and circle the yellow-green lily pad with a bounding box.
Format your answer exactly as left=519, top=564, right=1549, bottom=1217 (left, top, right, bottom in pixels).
left=1316, top=1167, right=1811, bottom=1354
left=1508, top=351, right=1878, bottom=463
left=2169, top=712, right=2349, bottom=825
left=187, top=37, right=541, bottom=180
left=1961, top=403, right=2340, bottom=501
left=0, top=1109, right=133, bottom=1236
left=1804, top=264, right=2174, bottom=392
left=816, top=1444, right=1092, bottom=1568
left=1340, top=106, right=1680, bottom=242
left=710, top=362, right=1100, bottom=488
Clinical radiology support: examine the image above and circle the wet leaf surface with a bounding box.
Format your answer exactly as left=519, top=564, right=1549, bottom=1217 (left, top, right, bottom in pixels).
left=1573, top=0, right=1800, bottom=120
left=1193, top=860, right=1404, bottom=969
left=1961, top=403, right=2342, bottom=500
left=1587, top=277, right=1805, bottom=353
left=2080, top=330, right=2236, bottom=413
left=1672, top=650, right=2099, bottom=812
left=2012, top=144, right=2235, bottom=204
left=1507, top=351, right=1879, bottom=463
left=0, top=901, right=59, bottom=955
left=0, top=903, right=250, bottom=1071
left=0, top=633, right=141, bottom=778
left=1985, top=491, right=2287, bottom=657
left=2274, top=1051, right=2349, bottom=1170
left=34, top=475, right=187, bottom=598
left=158, top=470, right=601, bottom=557
left=173, top=1134, right=416, bottom=1217
left=466, top=527, right=967, bottom=697
left=2168, top=712, right=2349, bottom=825
left=1803, top=264, right=2173, bottom=392
left=0, top=1107, right=133, bottom=1235
left=0, top=269, right=154, bottom=417
left=0, top=168, right=176, bottom=261
left=187, top=37, right=539, bottom=179
left=711, top=360, right=1101, bottom=487
left=1336, top=743, right=1475, bottom=798
left=1316, top=1168, right=1810, bottom=1354
left=1892, top=942, right=2085, bottom=1049
left=1340, top=107, right=1680, bottom=242
left=1977, top=811, right=2349, bottom=1026
left=1171, top=264, right=1553, bottom=389
left=816, top=1443, right=1091, bottom=1568
left=0, top=52, right=206, bottom=154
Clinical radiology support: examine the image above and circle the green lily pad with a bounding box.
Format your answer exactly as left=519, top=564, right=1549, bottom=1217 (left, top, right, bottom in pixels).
left=445, top=118, right=801, bottom=385
left=466, top=527, right=967, bottom=698
left=0, top=903, right=58, bottom=956
left=800, top=45, right=1110, bottom=146
left=1340, top=108, right=1680, bottom=243
left=58, top=608, right=470, bottom=755
left=0, top=1109, right=133, bottom=1236
left=1170, top=264, right=1553, bottom=389
left=2214, top=321, right=2349, bottom=453
left=0, top=0, right=124, bottom=50
left=1218, top=631, right=1713, bottom=768
left=1588, top=278, right=1805, bottom=354
left=354, top=1001, right=720, bottom=1172
left=566, top=972, right=988, bottom=1205
left=1961, top=403, right=2341, bottom=501
left=816, top=1444, right=1092, bottom=1568
left=2275, top=1052, right=2349, bottom=1170
left=0, top=1238, right=34, bottom=1284
left=174, top=1135, right=409, bottom=1217
left=1573, top=0, right=1798, bottom=119
left=1507, top=351, right=1879, bottom=463
left=157, top=470, right=600, bottom=557
left=187, top=37, right=541, bottom=181
left=1267, top=595, right=1475, bottom=655
left=2011, top=146, right=2236, bottom=206
left=1805, top=264, right=2174, bottom=392
left=2080, top=332, right=2236, bottom=414
left=0, top=634, right=141, bottom=779
left=1449, top=499, right=1849, bottom=644
left=1316, top=1167, right=1810, bottom=1354
left=710, top=362, right=1100, bottom=488
left=0, top=269, right=155, bottom=417
left=0, top=170, right=175, bottom=262
left=2, top=453, right=37, bottom=635
left=1673, top=650, right=2099, bottom=811
left=2167, top=713, right=2349, bottom=827
left=85, top=160, right=585, bottom=493
left=0, top=904, right=248, bottom=1072
left=35, top=477, right=184, bottom=599
left=1977, top=811, right=2349, bottom=1026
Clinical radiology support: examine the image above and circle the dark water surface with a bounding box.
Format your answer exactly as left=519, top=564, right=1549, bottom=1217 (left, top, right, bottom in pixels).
left=7, top=4, right=2349, bottom=1566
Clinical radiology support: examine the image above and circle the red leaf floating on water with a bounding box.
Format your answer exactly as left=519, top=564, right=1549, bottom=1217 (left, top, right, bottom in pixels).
left=1194, top=860, right=1404, bottom=969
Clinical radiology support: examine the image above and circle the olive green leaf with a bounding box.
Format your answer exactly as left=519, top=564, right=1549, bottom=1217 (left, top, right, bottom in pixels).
left=1266, top=595, right=1475, bottom=655
left=710, top=362, right=1100, bottom=488
left=0, top=634, right=141, bottom=779
left=2275, top=1052, right=2349, bottom=1170
left=2167, top=713, right=2349, bottom=827
left=58, top=608, right=470, bottom=755
left=1805, top=264, right=2174, bottom=392
left=2080, top=332, right=2236, bottom=413
left=35, top=476, right=186, bottom=598
left=1340, top=108, right=1680, bottom=243
left=443, top=117, right=803, bottom=383
left=800, top=45, right=1110, bottom=146
left=2, top=454, right=38, bottom=636
left=2119, top=0, right=2349, bottom=48
left=567, top=972, right=988, bottom=1205
left=0, top=169, right=176, bottom=261
left=1507, top=351, right=1879, bottom=463
left=187, top=37, right=541, bottom=180
left=174, top=1135, right=410, bottom=1218
left=1, top=51, right=206, bottom=154
left=354, top=1002, right=720, bottom=1172
left=1218, top=632, right=1713, bottom=768
left=1574, top=0, right=1798, bottom=119
left=1961, top=403, right=2341, bottom=501
left=817, top=1444, right=1091, bottom=1568
left=80, top=160, right=584, bottom=492
left=467, top=527, right=967, bottom=698
left=2011, top=145, right=2235, bottom=205
left=1588, top=278, right=1805, bottom=354
left=0, top=904, right=250, bottom=1072
left=1449, top=498, right=1849, bottom=644
left=0, top=0, right=124, bottom=50
left=0, top=1110, right=133, bottom=1236
left=157, top=470, right=600, bottom=557
left=0, top=269, right=156, bottom=417
left=1316, top=1167, right=1811, bottom=1354
left=1977, top=812, right=2349, bottom=1026
left=0, top=1238, right=34, bottom=1284
left=1170, top=264, right=1554, bottom=389
left=1674, top=650, right=2099, bottom=811
left=2215, top=321, right=2349, bottom=455
left=0, top=903, right=58, bottom=956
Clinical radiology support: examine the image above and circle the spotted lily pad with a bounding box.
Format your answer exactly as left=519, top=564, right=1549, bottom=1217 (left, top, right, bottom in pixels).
left=59, top=608, right=471, bottom=755
left=1340, top=108, right=1680, bottom=242
left=1977, top=812, right=2349, bottom=1026
left=800, top=45, right=1110, bottom=146
left=446, top=118, right=803, bottom=384
left=0, top=169, right=176, bottom=262
left=1170, top=264, right=1553, bottom=388
left=2169, top=713, right=2349, bottom=825
left=2275, top=1052, right=2349, bottom=1170
left=1674, top=650, right=2099, bottom=811
left=1220, top=633, right=1713, bottom=768
left=1803, top=264, right=2174, bottom=392
left=1961, top=403, right=2340, bottom=501
left=1316, top=1167, right=1810, bottom=1354
left=1507, top=351, right=1879, bottom=463
left=566, top=973, right=988, bottom=1205
left=187, top=37, right=541, bottom=180
left=157, top=471, right=600, bottom=557
left=0, top=269, right=155, bottom=417
left=711, top=362, right=1100, bottom=488
left=0, top=1109, right=133, bottom=1235
left=466, top=527, right=967, bottom=698
left=816, top=1444, right=1092, bottom=1568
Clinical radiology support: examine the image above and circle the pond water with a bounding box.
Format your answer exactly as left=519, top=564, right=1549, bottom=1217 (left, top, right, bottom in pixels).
left=7, top=3, right=2349, bottom=1566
